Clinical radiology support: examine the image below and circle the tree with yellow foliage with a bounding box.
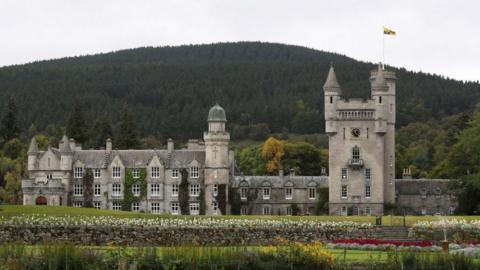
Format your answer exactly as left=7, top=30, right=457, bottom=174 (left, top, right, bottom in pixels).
left=261, top=137, right=285, bottom=173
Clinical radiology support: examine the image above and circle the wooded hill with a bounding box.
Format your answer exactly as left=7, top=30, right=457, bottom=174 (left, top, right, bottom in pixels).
left=0, top=42, right=479, bottom=141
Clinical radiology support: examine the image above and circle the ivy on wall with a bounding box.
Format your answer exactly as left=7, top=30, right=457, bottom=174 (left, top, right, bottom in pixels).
left=228, top=187, right=241, bottom=215
left=315, top=187, right=329, bottom=215
left=179, top=169, right=189, bottom=215
left=216, top=184, right=227, bottom=215
left=122, top=168, right=147, bottom=211
left=83, top=169, right=93, bottom=208
left=199, top=187, right=206, bottom=215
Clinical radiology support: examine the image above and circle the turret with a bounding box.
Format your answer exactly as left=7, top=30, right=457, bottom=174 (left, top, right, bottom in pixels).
left=27, top=137, right=38, bottom=171
left=203, top=104, right=231, bottom=214
left=323, top=65, right=341, bottom=133
left=370, top=65, right=396, bottom=131
left=60, top=135, right=73, bottom=171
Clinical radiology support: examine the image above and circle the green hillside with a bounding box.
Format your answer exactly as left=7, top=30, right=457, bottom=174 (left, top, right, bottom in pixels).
left=0, top=42, right=478, bottom=142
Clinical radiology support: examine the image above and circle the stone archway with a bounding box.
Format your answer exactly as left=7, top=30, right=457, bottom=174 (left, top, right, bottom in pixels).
left=35, top=196, right=47, bottom=205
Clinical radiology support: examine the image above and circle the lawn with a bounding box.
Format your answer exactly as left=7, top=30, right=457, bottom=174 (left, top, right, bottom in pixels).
left=1, top=205, right=480, bottom=226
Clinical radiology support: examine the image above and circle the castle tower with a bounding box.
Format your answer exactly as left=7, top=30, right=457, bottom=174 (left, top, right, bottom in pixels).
left=27, top=137, right=38, bottom=171
left=325, top=65, right=396, bottom=216
left=203, top=104, right=230, bottom=214
left=59, top=135, right=73, bottom=171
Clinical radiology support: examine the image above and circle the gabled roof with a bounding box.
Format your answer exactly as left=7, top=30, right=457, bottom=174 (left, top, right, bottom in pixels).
left=232, top=175, right=328, bottom=188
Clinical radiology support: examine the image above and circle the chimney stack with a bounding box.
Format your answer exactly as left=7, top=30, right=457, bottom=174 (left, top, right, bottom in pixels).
left=402, top=167, right=412, bottom=179
left=106, top=138, right=112, bottom=151
left=167, top=138, right=174, bottom=153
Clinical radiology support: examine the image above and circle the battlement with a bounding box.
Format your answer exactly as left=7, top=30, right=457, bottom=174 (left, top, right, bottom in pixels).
left=370, top=69, right=396, bottom=81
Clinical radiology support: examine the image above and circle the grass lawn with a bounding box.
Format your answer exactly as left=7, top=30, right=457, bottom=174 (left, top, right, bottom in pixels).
left=1, top=205, right=480, bottom=226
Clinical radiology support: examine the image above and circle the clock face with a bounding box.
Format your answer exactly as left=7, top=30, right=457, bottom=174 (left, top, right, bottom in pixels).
left=351, top=128, right=361, bottom=137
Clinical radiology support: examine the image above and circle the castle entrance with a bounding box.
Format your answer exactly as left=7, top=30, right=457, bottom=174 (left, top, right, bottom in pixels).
left=35, top=196, right=47, bottom=205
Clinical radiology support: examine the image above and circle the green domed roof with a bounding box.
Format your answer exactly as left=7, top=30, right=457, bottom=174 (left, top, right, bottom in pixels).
left=208, top=103, right=227, bottom=122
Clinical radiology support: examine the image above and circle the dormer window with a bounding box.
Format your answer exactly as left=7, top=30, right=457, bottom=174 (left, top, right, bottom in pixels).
left=190, top=167, right=199, bottom=179
left=94, top=169, right=101, bottom=178
left=151, top=167, right=160, bottom=178
left=132, top=169, right=140, bottom=178
left=112, top=167, right=121, bottom=178
left=74, top=167, right=83, bottom=178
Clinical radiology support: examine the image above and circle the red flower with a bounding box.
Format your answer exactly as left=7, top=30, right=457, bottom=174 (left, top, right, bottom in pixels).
left=332, top=239, right=432, bottom=247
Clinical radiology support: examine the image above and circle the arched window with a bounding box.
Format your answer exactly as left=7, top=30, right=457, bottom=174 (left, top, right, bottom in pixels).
left=352, top=146, right=360, bottom=160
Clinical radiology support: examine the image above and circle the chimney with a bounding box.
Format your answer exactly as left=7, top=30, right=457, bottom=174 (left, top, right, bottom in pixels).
left=69, top=139, right=75, bottom=152
left=167, top=138, right=174, bottom=152
left=289, top=168, right=295, bottom=176
left=321, top=167, right=327, bottom=176
left=402, top=168, right=412, bottom=179
left=279, top=169, right=284, bottom=177
left=106, top=138, right=112, bottom=151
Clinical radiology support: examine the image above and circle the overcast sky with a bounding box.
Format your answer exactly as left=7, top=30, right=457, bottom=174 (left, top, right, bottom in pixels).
left=1, top=0, right=479, bottom=81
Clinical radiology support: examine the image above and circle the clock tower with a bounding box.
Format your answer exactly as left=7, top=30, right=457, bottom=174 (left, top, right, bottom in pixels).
left=324, top=65, right=396, bottom=216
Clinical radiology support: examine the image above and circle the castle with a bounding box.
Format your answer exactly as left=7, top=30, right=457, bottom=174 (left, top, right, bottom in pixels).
left=22, top=66, right=456, bottom=216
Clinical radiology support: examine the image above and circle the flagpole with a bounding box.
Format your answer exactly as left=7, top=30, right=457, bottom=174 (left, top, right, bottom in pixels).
left=382, top=26, right=385, bottom=70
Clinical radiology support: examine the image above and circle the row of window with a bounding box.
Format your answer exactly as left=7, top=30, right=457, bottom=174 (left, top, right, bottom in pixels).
left=239, top=187, right=317, bottom=200
left=74, top=201, right=218, bottom=215
left=340, top=206, right=373, bottom=216
left=340, top=185, right=371, bottom=199
left=73, top=183, right=217, bottom=197
left=341, top=168, right=371, bottom=180
left=73, top=168, right=199, bottom=179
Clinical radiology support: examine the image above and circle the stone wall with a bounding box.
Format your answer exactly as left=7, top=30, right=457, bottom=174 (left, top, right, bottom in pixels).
left=0, top=225, right=373, bottom=246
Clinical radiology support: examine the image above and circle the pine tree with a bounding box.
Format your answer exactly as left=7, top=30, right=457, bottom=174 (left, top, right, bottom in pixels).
left=92, top=118, right=113, bottom=148
left=67, top=99, right=88, bottom=144
left=116, top=105, right=140, bottom=149
left=0, top=97, right=20, bottom=143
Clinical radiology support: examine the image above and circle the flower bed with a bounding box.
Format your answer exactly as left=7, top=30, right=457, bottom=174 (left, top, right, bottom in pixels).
left=0, top=215, right=373, bottom=246
left=411, top=219, right=480, bottom=241
left=332, top=239, right=433, bottom=247
left=327, top=239, right=439, bottom=252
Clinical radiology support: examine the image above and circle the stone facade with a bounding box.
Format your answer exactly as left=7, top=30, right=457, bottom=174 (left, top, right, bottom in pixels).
left=22, top=67, right=457, bottom=216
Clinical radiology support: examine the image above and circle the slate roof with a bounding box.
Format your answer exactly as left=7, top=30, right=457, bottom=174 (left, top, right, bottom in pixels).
left=232, top=175, right=328, bottom=188
left=71, top=149, right=206, bottom=169
left=394, top=179, right=452, bottom=195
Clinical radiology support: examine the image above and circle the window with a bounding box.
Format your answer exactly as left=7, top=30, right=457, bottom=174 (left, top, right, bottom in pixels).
left=112, top=167, right=121, bottom=178
left=240, top=188, right=248, bottom=200
left=171, top=184, right=179, bottom=197
left=341, top=168, right=348, bottom=179
left=390, top=104, right=393, bottom=113
left=132, top=184, right=140, bottom=197
left=132, top=202, right=140, bottom=212
left=389, top=155, right=393, bottom=166
left=94, top=169, right=101, bottom=178
left=190, top=167, right=199, bottom=178
left=365, top=206, right=371, bottom=216
left=132, top=169, right=140, bottom=179
left=263, top=188, right=270, bottom=200
left=241, top=207, right=248, bottom=215
left=341, top=206, right=347, bottom=216
left=343, top=128, right=346, bottom=139
left=93, top=201, right=101, bottom=209
left=46, top=173, right=53, bottom=180
left=74, top=184, right=83, bottom=196
left=213, top=184, right=218, bottom=197
left=365, top=168, right=371, bottom=180
left=308, top=188, right=316, bottom=199
left=94, top=184, right=101, bottom=196
left=74, top=167, right=83, bottom=178
left=262, top=206, right=271, bottom=215
left=285, top=188, right=293, bottom=199
left=190, top=183, right=200, bottom=197
left=341, top=185, right=348, bottom=199
left=352, top=206, right=359, bottom=215
left=212, top=202, right=218, bottom=214
left=421, top=208, right=427, bottom=215
left=172, top=169, right=179, bottom=178
left=352, top=146, right=360, bottom=160
left=214, top=170, right=218, bottom=179
left=171, top=202, right=179, bottom=215
left=151, top=167, right=160, bottom=178
left=190, top=202, right=200, bottom=215
left=379, top=96, right=382, bottom=103
left=449, top=206, right=455, bottom=215
left=112, top=202, right=122, bottom=211
left=112, top=183, right=122, bottom=196
left=365, top=185, right=371, bottom=198
left=151, top=184, right=160, bottom=196
left=73, top=201, right=83, bottom=208
left=330, top=96, right=333, bottom=104
left=286, top=206, right=292, bottom=216
left=151, top=203, right=161, bottom=214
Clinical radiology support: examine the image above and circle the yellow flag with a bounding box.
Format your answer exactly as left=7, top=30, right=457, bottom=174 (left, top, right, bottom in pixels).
left=383, top=27, right=396, bottom=35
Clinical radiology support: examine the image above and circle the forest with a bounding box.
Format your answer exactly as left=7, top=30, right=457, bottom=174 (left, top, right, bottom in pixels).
left=1, top=42, right=480, bottom=212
